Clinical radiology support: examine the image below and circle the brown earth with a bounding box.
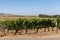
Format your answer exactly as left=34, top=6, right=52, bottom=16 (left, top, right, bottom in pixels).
left=0, top=27, right=60, bottom=38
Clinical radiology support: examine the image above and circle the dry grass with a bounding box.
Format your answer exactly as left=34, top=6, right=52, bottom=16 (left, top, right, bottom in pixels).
left=0, top=16, right=55, bottom=21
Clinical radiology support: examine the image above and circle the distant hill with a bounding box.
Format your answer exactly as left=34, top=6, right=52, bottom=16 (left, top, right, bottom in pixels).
left=0, top=13, right=5, bottom=15
left=0, top=13, right=23, bottom=17
left=0, top=13, right=60, bottom=17
left=0, top=13, right=12, bottom=16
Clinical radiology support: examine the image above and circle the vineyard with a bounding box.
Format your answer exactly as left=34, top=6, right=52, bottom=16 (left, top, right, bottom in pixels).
left=0, top=16, right=60, bottom=37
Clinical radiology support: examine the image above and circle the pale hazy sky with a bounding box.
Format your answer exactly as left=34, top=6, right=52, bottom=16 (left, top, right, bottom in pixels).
left=0, top=0, right=60, bottom=15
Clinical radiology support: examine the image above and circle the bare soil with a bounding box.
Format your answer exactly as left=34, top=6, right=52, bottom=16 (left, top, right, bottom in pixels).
left=0, top=27, right=60, bottom=38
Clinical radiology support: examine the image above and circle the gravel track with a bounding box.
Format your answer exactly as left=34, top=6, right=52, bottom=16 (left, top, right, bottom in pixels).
left=0, top=35, right=60, bottom=40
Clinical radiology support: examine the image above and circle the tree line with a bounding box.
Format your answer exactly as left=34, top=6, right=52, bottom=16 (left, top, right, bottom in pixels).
left=39, top=14, right=60, bottom=18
